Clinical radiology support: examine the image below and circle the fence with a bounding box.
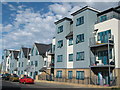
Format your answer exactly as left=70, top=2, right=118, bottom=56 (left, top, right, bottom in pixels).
left=38, top=75, right=90, bottom=85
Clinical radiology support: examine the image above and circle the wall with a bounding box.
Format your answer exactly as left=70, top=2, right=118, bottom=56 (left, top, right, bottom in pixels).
left=73, top=9, right=98, bottom=68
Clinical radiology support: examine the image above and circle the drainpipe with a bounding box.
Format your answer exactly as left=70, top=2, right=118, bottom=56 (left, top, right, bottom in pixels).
left=108, top=38, right=111, bottom=86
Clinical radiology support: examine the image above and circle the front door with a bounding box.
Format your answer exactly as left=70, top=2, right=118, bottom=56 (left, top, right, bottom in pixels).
left=98, top=72, right=103, bottom=85
left=33, top=71, right=38, bottom=79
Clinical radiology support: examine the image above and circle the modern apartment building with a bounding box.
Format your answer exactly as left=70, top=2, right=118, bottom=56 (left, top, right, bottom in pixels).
left=1, top=4, right=120, bottom=87
left=54, top=6, right=99, bottom=82
left=89, top=6, right=120, bottom=86
left=54, top=5, right=120, bottom=86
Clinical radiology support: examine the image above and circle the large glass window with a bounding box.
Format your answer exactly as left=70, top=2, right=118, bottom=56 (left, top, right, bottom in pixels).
left=69, top=38, right=73, bottom=46
left=97, top=30, right=111, bottom=43
left=69, top=54, right=73, bottom=61
left=76, top=16, right=84, bottom=26
left=76, top=51, right=84, bottom=61
left=57, top=40, right=63, bottom=48
left=57, top=55, right=63, bottom=62
left=76, top=34, right=84, bottom=44
left=56, top=71, right=62, bottom=78
left=57, top=25, right=63, bottom=34
left=68, top=71, right=73, bottom=79
left=76, top=71, right=84, bottom=80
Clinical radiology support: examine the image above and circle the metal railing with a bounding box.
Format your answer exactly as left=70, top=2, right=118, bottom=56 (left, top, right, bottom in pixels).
left=38, top=75, right=90, bottom=85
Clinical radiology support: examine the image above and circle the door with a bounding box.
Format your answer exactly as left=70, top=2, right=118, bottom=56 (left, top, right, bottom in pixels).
left=98, top=72, right=103, bottom=85
left=33, top=71, right=38, bottom=79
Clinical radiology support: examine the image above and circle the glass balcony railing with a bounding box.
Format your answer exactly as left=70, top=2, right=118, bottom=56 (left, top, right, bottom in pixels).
left=95, top=15, right=120, bottom=24
left=90, top=56, right=115, bottom=67
left=89, top=35, right=114, bottom=47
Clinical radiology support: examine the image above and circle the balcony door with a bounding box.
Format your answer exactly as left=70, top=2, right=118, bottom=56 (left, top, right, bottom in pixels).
left=102, top=51, right=108, bottom=65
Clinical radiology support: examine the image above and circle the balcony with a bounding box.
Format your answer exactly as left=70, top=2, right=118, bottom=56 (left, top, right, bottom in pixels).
left=90, top=56, right=115, bottom=68
left=89, top=37, right=114, bottom=49
left=95, top=14, right=120, bottom=24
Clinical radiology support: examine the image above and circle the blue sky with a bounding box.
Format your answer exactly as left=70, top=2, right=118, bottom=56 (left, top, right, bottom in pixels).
left=0, top=1, right=119, bottom=62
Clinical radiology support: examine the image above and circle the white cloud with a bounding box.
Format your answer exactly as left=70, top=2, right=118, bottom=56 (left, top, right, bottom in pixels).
left=1, top=2, right=118, bottom=53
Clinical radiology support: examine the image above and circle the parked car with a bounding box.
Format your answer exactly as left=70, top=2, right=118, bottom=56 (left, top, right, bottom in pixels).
left=19, top=76, right=34, bottom=84
left=2, top=73, right=11, bottom=80
left=9, top=74, right=19, bottom=82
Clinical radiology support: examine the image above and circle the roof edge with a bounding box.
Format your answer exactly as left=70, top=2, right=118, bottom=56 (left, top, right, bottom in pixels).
left=54, top=17, right=72, bottom=25
left=71, top=6, right=100, bottom=16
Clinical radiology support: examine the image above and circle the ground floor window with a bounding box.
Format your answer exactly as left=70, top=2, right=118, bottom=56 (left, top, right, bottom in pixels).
left=21, top=71, right=23, bottom=74
left=76, top=71, right=84, bottom=80
left=68, top=71, right=72, bottom=79
left=56, top=71, right=62, bottom=78
left=30, top=72, right=32, bottom=76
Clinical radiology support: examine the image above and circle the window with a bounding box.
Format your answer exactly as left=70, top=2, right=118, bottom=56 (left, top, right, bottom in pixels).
left=44, top=61, right=46, bottom=66
left=56, top=71, right=62, bottom=78
left=76, top=51, right=84, bottom=61
left=35, top=61, right=38, bottom=67
left=57, top=25, right=63, bottom=34
left=36, top=50, right=39, bottom=55
left=69, top=54, right=73, bottom=61
left=19, top=62, right=20, bottom=67
left=31, top=47, right=34, bottom=56
left=76, top=16, right=84, bottom=26
left=76, top=71, right=84, bottom=80
left=22, top=62, right=24, bottom=67
left=97, top=30, right=111, bottom=43
left=57, top=55, right=63, bottom=62
left=53, top=45, right=55, bottom=52
left=31, top=61, right=33, bottom=65
left=100, top=15, right=107, bottom=22
left=21, top=71, right=23, bottom=74
left=30, top=72, right=32, bottom=76
left=19, top=52, right=21, bottom=58
left=69, top=38, right=73, bottom=46
left=68, top=71, right=72, bottom=79
left=57, top=40, right=63, bottom=48
left=76, top=34, right=84, bottom=44
left=110, top=49, right=112, bottom=59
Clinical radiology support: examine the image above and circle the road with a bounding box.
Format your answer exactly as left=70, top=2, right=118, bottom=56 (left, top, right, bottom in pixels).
left=1, top=79, right=84, bottom=90
left=1, top=79, right=112, bottom=90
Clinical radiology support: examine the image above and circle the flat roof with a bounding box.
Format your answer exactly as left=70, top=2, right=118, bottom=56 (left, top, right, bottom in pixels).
left=71, top=6, right=100, bottom=16
left=97, top=8, right=120, bottom=16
